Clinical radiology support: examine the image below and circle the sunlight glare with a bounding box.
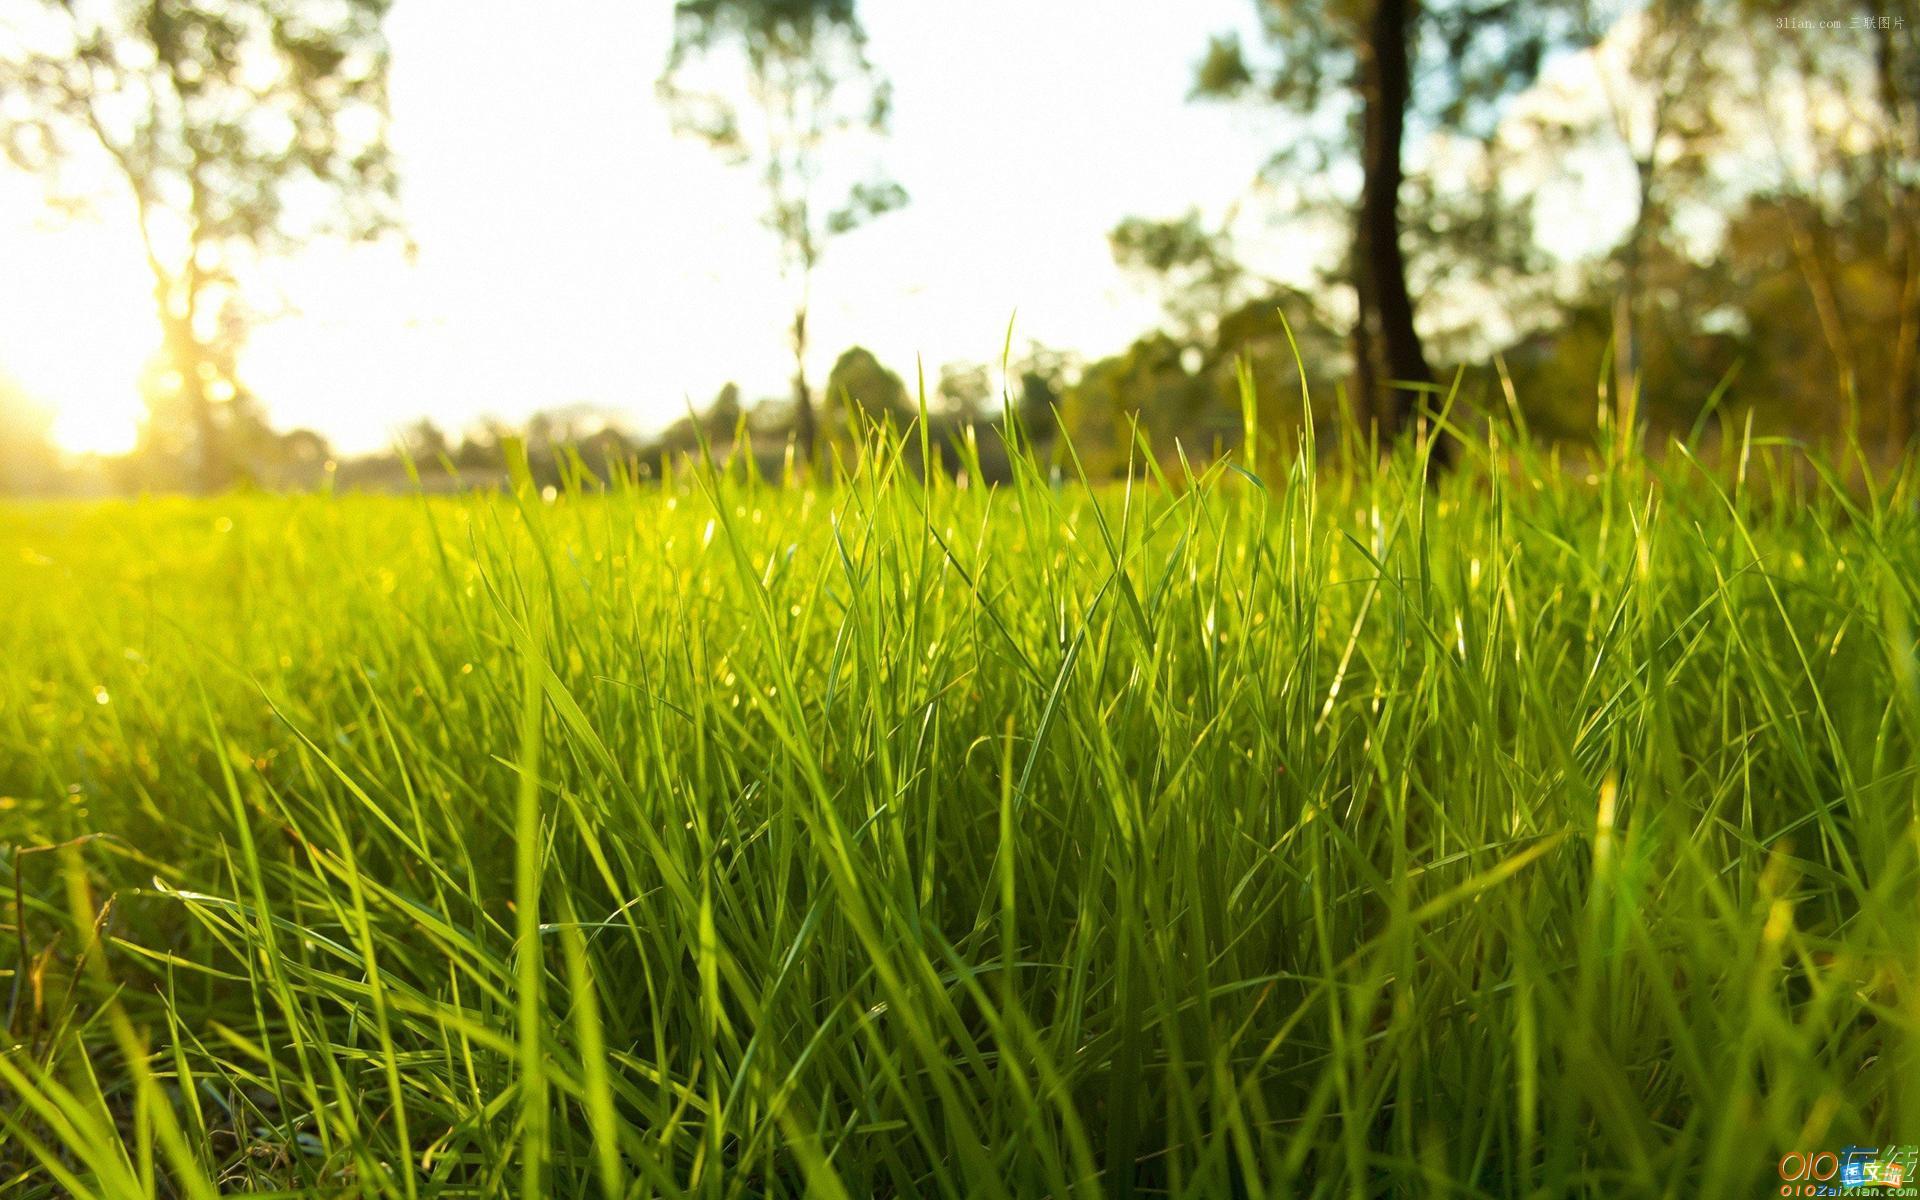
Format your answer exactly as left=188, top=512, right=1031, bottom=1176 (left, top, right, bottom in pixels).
left=0, top=189, right=155, bottom=455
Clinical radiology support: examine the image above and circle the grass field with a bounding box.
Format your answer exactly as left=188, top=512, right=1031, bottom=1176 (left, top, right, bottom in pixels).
left=3, top=427, right=1919, bottom=1197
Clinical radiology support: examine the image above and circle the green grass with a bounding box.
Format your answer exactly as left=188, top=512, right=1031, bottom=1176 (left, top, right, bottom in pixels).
left=2, top=423, right=1918, bottom=1197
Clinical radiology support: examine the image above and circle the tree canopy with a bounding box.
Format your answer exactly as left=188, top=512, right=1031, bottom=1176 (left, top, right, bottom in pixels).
left=659, top=0, right=907, bottom=467
left=0, top=0, right=402, bottom=489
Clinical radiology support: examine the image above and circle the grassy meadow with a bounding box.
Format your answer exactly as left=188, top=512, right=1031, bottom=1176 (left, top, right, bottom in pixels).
left=3, top=425, right=1919, bottom=1197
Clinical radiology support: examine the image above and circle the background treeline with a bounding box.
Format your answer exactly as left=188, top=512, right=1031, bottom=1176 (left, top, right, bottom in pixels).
left=0, top=0, right=1914, bottom=494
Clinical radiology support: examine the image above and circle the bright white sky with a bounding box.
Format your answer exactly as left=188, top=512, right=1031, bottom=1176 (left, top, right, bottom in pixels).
left=0, top=1, right=1641, bottom=455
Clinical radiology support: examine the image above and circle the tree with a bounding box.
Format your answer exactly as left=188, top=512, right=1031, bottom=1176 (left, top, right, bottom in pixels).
left=935, top=362, right=991, bottom=419
left=0, top=0, right=402, bottom=491
left=1709, top=190, right=1912, bottom=442
left=706, top=380, right=744, bottom=431
left=1575, top=1, right=1718, bottom=408
left=659, top=0, right=907, bottom=469
left=1525, top=0, right=1918, bottom=449
left=1203, top=295, right=1347, bottom=463
left=1194, top=0, right=1591, bottom=460
left=130, top=294, right=275, bottom=489
left=1733, top=0, right=1919, bottom=446
left=1109, top=209, right=1258, bottom=342
left=1059, top=333, right=1209, bottom=477
left=399, top=418, right=451, bottom=465
left=1000, top=342, right=1072, bottom=453
left=823, top=344, right=909, bottom=441
left=656, top=382, right=747, bottom=458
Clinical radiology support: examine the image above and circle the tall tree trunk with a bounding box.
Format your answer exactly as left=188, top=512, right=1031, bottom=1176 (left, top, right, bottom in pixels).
left=1349, top=241, right=1379, bottom=442
left=155, top=282, right=223, bottom=494
left=1889, top=248, right=1919, bottom=451
left=1355, top=0, right=1449, bottom=466
left=1871, top=1, right=1918, bottom=450
left=186, top=362, right=221, bottom=493
left=1348, top=318, right=1377, bottom=460
left=1784, top=215, right=1861, bottom=438
left=790, top=305, right=817, bottom=468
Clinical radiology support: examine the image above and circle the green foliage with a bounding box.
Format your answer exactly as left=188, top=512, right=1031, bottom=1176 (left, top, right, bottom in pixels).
left=1054, top=301, right=1347, bottom=477
left=3, top=424, right=1918, bottom=1197
left=1505, top=182, right=1919, bottom=447
left=1204, top=299, right=1343, bottom=457
left=823, top=345, right=911, bottom=430
left=1109, top=211, right=1240, bottom=287
left=1108, top=211, right=1253, bottom=340
left=1196, top=0, right=1592, bottom=144
left=0, top=0, right=399, bottom=249
left=1059, top=332, right=1204, bottom=475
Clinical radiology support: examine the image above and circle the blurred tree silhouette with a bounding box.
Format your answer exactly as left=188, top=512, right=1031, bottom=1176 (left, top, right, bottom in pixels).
left=1727, top=196, right=1920, bottom=442
left=824, top=345, right=910, bottom=447
left=1566, top=1, right=1721, bottom=412
left=1009, top=344, right=1072, bottom=448
left=1506, top=0, right=1919, bottom=448
left=1060, top=333, right=1208, bottom=477
left=399, top=418, right=452, bottom=466
left=708, top=380, right=744, bottom=427
left=1110, top=210, right=1258, bottom=343
left=0, top=0, right=402, bottom=492
left=659, top=0, right=908, bottom=470
left=0, top=3, right=1911, bottom=497
left=128, top=290, right=277, bottom=490
left=1053, top=296, right=1347, bottom=478
left=936, top=362, right=992, bottom=419
left=1738, top=0, right=1919, bottom=447
left=656, top=382, right=749, bottom=459
left=1511, top=187, right=1916, bottom=447
left=1193, top=0, right=1594, bottom=460
left=1204, top=296, right=1346, bottom=462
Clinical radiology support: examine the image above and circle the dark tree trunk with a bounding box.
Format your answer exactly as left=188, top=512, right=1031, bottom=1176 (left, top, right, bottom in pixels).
left=189, top=372, right=222, bottom=493
left=1349, top=243, right=1379, bottom=438
left=1354, top=0, right=1450, bottom=467
left=158, top=303, right=225, bottom=494
left=791, top=306, right=817, bottom=468
left=1871, top=1, right=1918, bottom=450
